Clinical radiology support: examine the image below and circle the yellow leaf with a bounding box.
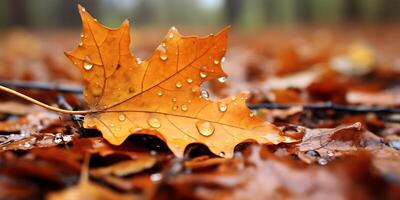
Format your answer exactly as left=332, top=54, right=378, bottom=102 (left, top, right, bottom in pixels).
left=66, top=5, right=296, bottom=158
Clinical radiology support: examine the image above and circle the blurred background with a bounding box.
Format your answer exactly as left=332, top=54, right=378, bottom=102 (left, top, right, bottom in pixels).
left=1, top=0, right=400, bottom=28
left=0, top=0, right=400, bottom=106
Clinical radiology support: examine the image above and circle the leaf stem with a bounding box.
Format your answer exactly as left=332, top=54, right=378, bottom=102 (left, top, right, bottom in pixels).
left=0, top=85, right=93, bottom=115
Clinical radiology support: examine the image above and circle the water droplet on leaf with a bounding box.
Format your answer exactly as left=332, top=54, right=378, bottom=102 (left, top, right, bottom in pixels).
left=196, top=121, right=215, bottom=137
left=218, top=77, right=227, bottom=83
left=213, top=59, right=220, bottom=64
left=175, top=81, right=182, bottom=88
left=201, top=90, right=209, bottom=99
left=83, top=62, right=93, bottom=70
left=160, top=52, right=168, bottom=61
left=218, top=102, right=227, bottom=112
left=147, top=117, right=161, bottom=129
left=186, top=78, right=193, bottom=84
left=181, top=104, right=188, bottom=112
left=157, top=91, right=163, bottom=96
left=119, top=114, right=126, bottom=121
left=200, top=71, right=208, bottom=78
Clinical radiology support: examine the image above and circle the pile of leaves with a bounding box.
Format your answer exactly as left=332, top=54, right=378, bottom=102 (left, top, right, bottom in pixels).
left=0, top=5, right=399, bottom=200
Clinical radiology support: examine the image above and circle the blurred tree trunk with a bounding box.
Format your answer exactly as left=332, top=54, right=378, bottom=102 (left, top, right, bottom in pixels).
left=8, top=0, right=29, bottom=26
left=295, top=0, right=312, bottom=23
left=263, top=0, right=277, bottom=22
left=136, top=0, right=152, bottom=24
left=343, top=0, right=360, bottom=21
left=379, top=0, right=400, bottom=21
left=224, top=0, right=243, bottom=24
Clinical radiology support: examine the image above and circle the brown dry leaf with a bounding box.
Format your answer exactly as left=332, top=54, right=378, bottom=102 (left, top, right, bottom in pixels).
left=65, top=5, right=295, bottom=158
left=92, top=156, right=156, bottom=177
left=346, top=89, right=400, bottom=106
left=46, top=156, right=137, bottom=200
left=71, top=137, right=155, bottom=160
left=0, top=112, right=60, bottom=132
left=167, top=146, right=384, bottom=200
left=297, top=122, right=383, bottom=158
left=0, top=101, right=44, bottom=115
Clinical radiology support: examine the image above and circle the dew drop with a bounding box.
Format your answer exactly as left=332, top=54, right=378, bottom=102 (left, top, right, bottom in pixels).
left=191, top=87, right=199, bottom=93
left=62, top=135, right=73, bottom=142
left=80, top=33, right=84, bottom=38
left=221, top=57, right=226, bottom=63
left=147, top=117, right=161, bottom=129
left=158, top=45, right=168, bottom=61
left=213, top=59, right=220, bottom=64
left=186, top=78, right=193, bottom=84
left=83, top=62, right=93, bottom=70
left=218, top=102, right=227, bottom=112
left=200, top=90, right=209, bottom=99
left=169, top=33, right=174, bottom=39
left=183, top=135, right=189, bottom=141
left=172, top=97, right=177, bottom=102
left=231, top=97, right=236, bottom=101
left=86, top=122, right=96, bottom=128
left=318, top=158, right=328, bottom=165
left=196, top=121, right=215, bottom=137
left=118, top=114, right=126, bottom=121
left=199, top=71, right=208, bottom=78
left=79, top=42, right=83, bottom=47
left=305, top=150, right=320, bottom=157
left=157, top=91, right=163, bottom=96
left=54, top=134, right=63, bottom=144
left=110, top=123, right=115, bottom=127
left=162, top=42, right=166, bottom=47
left=175, top=81, right=182, bottom=88
left=160, top=52, right=168, bottom=61
left=173, top=105, right=178, bottom=110
left=181, top=104, right=188, bottom=112
left=136, top=58, right=142, bottom=64
left=150, top=173, right=162, bottom=181
left=218, top=77, right=227, bottom=83
left=219, top=151, right=225, bottom=157
left=249, top=113, right=254, bottom=117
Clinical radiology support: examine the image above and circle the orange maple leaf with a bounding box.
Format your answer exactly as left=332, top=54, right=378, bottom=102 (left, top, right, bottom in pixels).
left=65, top=5, right=296, bottom=158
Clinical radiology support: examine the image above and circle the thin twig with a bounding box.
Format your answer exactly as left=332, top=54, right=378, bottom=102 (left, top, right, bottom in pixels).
left=0, top=85, right=93, bottom=115
left=2, top=80, right=400, bottom=114
left=248, top=102, right=400, bottom=114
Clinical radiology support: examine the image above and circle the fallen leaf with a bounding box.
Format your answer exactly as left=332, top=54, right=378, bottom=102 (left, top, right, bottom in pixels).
left=92, top=156, right=156, bottom=177
left=46, top=156, right=137, bottom=200
left=71, top=137, right=157, bottom=160
left=346, top=89, right=400, bottom=106
left=65, top=5, right=295, bottom=158
left=0, top=112, right=60, bottom=132
left=166, top=146, right=387, bottom=200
